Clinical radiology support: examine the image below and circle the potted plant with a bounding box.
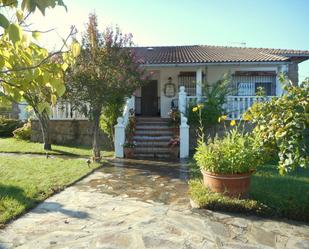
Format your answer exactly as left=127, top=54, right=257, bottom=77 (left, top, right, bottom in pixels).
left=194, top=125, right=263, bottom=198
left=168, top=108, right=180, bottom=135
left=123, top=141, right=136, bottom=158
left=168, top=136, right=180, bottom=159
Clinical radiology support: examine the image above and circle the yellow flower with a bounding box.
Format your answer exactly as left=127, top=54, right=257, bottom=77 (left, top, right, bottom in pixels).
left=242, top=113, right=251, bottom=121
left=230, top=120, right=236, bottom=126
left=218, top=115, right=227, bottom=123
left=192, top=106, right=198, bottom=112
left=197, top=103, right=204, bottom=109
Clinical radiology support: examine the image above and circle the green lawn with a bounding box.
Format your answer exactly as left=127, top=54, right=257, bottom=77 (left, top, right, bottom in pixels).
left=0, top=138, right=114, bottom=157
left=0, top=155, right=102, bottom=226
left=189, top=163, right=309, bottom=222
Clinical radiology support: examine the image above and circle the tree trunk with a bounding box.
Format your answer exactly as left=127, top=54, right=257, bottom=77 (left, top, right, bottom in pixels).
left=36, top=111, right=52, bottom=150
left=92, top=109, right=101, bottom=162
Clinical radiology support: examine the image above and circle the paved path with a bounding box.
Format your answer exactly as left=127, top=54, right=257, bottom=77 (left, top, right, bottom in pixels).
left=0, top=159, right=308, bottom=249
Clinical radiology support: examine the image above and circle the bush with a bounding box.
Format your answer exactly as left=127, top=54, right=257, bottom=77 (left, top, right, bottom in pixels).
left=245, top=79, right=309, bottom=174
left=0, top=118, right=22, bottom=137
left=194, top=128, right=264, bottom=174
left=13, top=122, right=31, bottom=140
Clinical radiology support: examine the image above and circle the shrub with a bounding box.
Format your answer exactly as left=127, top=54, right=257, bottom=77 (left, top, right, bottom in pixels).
left=0, top=118, right=22, bottom=137
left=244, top=78, right=309, bottom=174
left=188, top=74, right=232, bottom=128
left=194, top=128, right=264, bottom=174
left=13, top=122, right=31, bottom=140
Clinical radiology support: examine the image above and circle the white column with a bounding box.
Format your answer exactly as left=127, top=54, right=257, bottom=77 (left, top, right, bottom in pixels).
left=114, top=117, right=125, bottom=158
left=196, top=67, right=203, bottom=101
left=178, top=86, right=187, bottom=114
left=276, top=64, right=288, bottom=97
left=180, top=114, right=189, bottom=158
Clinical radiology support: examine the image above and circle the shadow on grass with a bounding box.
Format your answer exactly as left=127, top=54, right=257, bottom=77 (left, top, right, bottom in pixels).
left=0, top=184, right=89, bottom=226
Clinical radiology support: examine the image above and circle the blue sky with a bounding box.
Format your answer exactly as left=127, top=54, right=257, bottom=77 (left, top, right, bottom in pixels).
left=33, top=0, right=309, bottom=81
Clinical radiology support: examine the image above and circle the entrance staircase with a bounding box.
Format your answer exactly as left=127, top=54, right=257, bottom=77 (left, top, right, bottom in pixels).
left=133, top=117, right=173, bottom=159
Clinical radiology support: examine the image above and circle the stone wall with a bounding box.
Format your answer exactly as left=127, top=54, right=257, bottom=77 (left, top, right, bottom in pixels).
left=189, top=121, right=254, bottom=151
left=31, top=120, right=112, bottom=149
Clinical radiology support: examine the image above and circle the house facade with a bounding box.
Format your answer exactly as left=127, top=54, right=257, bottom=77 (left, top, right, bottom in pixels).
left=28, top=45, right=309, bottom=159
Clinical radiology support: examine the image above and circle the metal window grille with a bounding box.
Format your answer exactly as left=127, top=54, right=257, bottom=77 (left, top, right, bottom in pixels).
left=232, top=71, right=276, bottom=96
left=178, top=72, right=197, bottom=96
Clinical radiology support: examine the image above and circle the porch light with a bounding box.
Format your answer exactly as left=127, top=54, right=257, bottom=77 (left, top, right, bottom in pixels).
left=168, top=77, right=172, bottom=83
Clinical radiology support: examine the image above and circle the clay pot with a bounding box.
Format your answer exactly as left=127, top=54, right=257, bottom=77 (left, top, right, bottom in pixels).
left=124, top=147, right=134, bottom=158
left=169, top=147, right=179, bottom=160
left=201, top=170, right=253, bottom=198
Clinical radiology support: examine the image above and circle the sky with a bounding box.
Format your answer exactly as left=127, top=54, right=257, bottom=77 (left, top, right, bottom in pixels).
left=30, top=0, right=309, bottom=81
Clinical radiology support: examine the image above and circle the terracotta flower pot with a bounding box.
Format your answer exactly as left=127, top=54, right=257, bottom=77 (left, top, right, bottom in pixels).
left=169, top=147, right=179, bottom=160
left=124, top=147, right=134, bottom=158
left=201, top=170, right=253, bottom=198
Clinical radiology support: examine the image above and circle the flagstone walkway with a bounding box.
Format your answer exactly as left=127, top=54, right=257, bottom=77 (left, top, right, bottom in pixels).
left=0, top=159, right=308, bottom=249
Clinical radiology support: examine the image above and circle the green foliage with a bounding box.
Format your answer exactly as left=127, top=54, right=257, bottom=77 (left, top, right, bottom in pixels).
left=188, top=74, right=232, bottom=128
left=0, top=0, right=80, bottom=148
left=100, top=99, right=124, bottom=142
left=194, top=128, right=264, bottom=174
left=0, top=117, right=22, bottom=137
left=13, top=121, right=31, bottom=140
left=245, top=79, right=309, bottom=174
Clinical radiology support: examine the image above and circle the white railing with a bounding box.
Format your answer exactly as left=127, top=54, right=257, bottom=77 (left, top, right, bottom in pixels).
left=50, top=102, right=89, bottom=120
left=185, top=94, right=274, bottom=120
left=114, top=96, right=135, bottom=158
left=224, top=95, right=274, bottom=120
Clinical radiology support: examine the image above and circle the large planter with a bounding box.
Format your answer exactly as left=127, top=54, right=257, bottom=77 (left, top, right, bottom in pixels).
left=124, top=147, right=134, bottom=158
left=201, top=170, right=253, bottom=198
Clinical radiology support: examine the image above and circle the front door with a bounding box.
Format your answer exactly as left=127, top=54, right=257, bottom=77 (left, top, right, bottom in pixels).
left=141, top=80, right=158, bottom=116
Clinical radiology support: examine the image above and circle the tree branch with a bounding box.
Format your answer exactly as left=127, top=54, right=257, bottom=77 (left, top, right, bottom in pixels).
left=0, top=26, right=77, bottom=74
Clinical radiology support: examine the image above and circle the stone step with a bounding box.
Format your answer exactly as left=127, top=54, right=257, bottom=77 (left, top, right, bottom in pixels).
left=133, top=136, right=172, bottom=142
left=133, top=152, right=171, bottom=159
left=135, top=147, right=170, bottom=153
left=135, top=125, right=171, bottom=130
left=135, top=141, right=169, bottom=147
left=134, top=130, right=173, bottom=136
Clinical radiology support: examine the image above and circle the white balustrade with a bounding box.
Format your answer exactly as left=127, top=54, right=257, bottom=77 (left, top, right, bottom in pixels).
left=225, top=95, right=273, bottom=120
left=49, top=102, right=89, bottom=120
left=114, top=96, right=135, bottom=158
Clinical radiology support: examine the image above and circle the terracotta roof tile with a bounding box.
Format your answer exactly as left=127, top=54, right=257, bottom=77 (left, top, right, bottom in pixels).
left=133, top=45, right=309, bottom=64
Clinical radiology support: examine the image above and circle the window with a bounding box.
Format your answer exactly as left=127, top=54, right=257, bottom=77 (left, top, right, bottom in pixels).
left=178, top=72, right=196, bottom=96
left=232, top=71, right=276, bottom=96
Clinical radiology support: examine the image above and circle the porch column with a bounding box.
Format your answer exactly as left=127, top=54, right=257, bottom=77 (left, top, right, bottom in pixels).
left=196, top=67, right=203, bottom=102
left=180, top=114, right=189, bottom=158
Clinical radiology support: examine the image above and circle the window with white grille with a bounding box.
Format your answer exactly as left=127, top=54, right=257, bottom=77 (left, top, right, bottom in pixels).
left=232, top=71, right=276, bottom=96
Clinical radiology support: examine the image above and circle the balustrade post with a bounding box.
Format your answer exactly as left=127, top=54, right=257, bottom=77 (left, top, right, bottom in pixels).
left=114, top=117, right=125, bottom=158
left=178, top=86, right=187, bottom=114
left=179, top=115, right=189, bottom=158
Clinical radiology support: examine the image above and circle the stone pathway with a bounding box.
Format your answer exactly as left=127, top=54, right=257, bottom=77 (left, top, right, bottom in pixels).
left=0, top=159, right=308, bottom=249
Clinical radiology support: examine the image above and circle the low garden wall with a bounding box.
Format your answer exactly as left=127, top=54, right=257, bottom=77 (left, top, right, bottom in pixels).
left=189, top=121, right=254, bottom=151
left=31, top=120, right=112, bottom=149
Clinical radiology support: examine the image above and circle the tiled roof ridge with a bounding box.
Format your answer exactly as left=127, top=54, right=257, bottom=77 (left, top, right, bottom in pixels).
left=132, top=44, right=309, bottom=54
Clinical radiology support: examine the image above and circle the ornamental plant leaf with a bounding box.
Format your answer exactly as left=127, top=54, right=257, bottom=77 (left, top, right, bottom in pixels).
left=0, top=13, right=10, bottom=29
left=8, top=23, right=22, bottom=43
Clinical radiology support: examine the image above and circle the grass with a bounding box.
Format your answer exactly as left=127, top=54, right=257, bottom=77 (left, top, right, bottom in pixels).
left=189, top=163, right=309, bottom=222
left=0, top=155, right=102, bottom=226
left=0, top=137, right=114, bottom=157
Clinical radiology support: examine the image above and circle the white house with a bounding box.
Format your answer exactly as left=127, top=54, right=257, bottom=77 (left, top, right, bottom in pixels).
left=25, top=45, right=309, bottom=159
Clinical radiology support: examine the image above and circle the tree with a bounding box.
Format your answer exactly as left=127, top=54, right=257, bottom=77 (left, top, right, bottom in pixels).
left=0, top=0, right=80, bottom=150
left=65, top=13, right=146, bottom=161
